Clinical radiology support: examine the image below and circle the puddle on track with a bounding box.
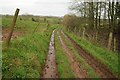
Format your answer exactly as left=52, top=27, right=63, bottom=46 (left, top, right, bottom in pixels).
left=42, top=30, right=58, bottom=78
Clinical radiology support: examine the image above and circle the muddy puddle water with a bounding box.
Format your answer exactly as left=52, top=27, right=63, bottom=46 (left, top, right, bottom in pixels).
left=42, top=30, right=58, bottom=78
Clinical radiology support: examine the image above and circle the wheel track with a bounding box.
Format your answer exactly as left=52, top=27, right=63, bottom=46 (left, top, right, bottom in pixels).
left=61, top=31, right=117, bottom=78
left=57, top=31, right=87, bottom=78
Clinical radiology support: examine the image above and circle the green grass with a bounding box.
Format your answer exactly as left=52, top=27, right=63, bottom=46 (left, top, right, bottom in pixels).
left=55, top=30, right=75, bottom=78
left=60, top=32, right=99, bottom=78
left=2, top=17, right=11, bottom=27
left=66, top=31, right=118, bottom=76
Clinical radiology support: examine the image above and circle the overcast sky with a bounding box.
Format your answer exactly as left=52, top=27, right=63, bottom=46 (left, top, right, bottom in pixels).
left=0, top=0, right=71, bottom=16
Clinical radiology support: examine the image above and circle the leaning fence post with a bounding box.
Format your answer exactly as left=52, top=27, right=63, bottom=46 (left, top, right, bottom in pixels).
left=5, top=8, right=20, bottom=47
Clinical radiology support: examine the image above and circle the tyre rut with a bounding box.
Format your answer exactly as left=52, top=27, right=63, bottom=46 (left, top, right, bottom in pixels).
left=57, top=31, right=87, bottom=78
left=61, top=31, right=117, bottom=78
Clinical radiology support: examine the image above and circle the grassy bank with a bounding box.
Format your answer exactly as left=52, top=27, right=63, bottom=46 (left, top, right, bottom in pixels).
left=2, top=29, right=54, bottom=78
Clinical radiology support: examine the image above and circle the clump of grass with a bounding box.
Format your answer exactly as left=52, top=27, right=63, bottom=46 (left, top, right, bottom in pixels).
left=66, top=32, right=118, bottom=76
left=55, top=30, right=75, bottom=78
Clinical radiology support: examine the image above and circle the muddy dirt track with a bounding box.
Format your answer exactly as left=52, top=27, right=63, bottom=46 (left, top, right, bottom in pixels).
left=41, top=29, right=117, bottom=79
left=57, top=31, right=87, bottom=78
left=61, top=31, right=117, bottom=78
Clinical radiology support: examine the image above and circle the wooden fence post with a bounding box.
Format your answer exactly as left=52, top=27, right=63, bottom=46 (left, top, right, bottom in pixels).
left=5, top=8, right=20, bottom=47
left=47, top=21, right=49, bottom=30
left=33, top=21, right=40, bottom=34
left=107, top=32, right=113, bottom=50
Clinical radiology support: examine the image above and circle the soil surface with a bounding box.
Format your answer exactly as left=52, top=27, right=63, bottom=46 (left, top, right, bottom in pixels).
left=61, top=31, right=116, bottom=78
left=42, top=30, right=58, bottom=78
left=2, top=28, right=26, bottom=41
left=57, top=31, right=87, bottom=78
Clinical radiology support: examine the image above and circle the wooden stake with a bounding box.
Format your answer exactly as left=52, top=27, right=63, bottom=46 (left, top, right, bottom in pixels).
left=113, top=36, right=116, bottom=52
left=108, top=32, right=113, bottom=50
left=5, top=8, right=20, bottom=47
left=33, top=21, right=40, bottom=34
left=82, top=27, right=85, bottom=39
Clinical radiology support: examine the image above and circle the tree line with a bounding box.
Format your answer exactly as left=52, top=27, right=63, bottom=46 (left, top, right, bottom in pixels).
left=63, top=0, right=120, bottom=52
